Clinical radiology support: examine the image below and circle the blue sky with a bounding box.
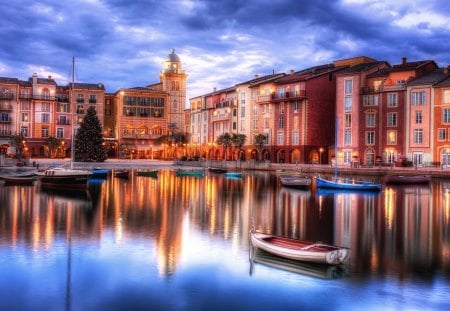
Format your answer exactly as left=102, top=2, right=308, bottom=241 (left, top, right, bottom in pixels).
left=1, top=0, right=450, bottom=104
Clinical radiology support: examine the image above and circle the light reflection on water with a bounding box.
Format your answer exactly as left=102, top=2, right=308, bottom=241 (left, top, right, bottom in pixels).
left=0, top=169, right=449, bottom=310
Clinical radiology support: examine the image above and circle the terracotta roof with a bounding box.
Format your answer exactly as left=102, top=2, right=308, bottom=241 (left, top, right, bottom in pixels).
left=0, top=77, right=19, bottom=84
left=236, top=73, right=285, bottom=86
left=274, top=64, right=348, bottom=84
left=337, top=61, right=388, bottom=74
left=407, top=68, right=447, bottom=85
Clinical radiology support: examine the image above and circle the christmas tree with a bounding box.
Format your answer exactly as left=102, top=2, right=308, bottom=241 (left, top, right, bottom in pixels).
left=75, top=106, right=107, bottom=162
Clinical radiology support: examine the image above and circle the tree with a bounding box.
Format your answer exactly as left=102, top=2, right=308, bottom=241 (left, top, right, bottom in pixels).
left=75, top=106, right=107, bottom=162
left=44, top=136, right=61, bottom=158
left=231, top=133, right=247, bottom=161
left=216, top=133, right=232, bottom=160
left=253, top=134, right=267, bottom=161
left=9, top=133, right=26, bottom=157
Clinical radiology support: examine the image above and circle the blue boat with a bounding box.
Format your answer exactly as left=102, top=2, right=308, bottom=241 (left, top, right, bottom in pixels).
left=224, top=172, right=243, bottom=178
left=92, top=168, right=109, bottom=179
left=315, top=176, right=381, bottom=191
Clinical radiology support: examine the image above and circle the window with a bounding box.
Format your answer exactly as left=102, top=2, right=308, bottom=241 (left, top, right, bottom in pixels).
left=264, top=118, right=269, bottom=129
left=292, top=131, right=299, bottom=145
left=344, top=79, right=353, bottom=94
left=253, top=105, right=258, bottom=116
left=387, top=130, right=397, bottom=144
left=278, top=116, right=284, bottom=129
left=251, top=91, right=257, bottom=100
left=363, top=95, right=370, bottom=106
left=444, top=90, right=450, bottom=104
left=388, top=93, right=398, bottom=107
left=415, top=111, right=422, bottom=124
left=56, top=128, right=64, bottom=138
left=373, top=95, right=379, bottom=106
left=41, top=103, right=50, bottom=112
left=41, top=127, right=49, bottom=138
left=240, top=120, right=245, bottom=132
left=443, top=109, right=450, bottom=123
left=344, top=114, right=352, bottom=128
left=280, top=103, right=284, bottom=114
left=343, top=151, right=352, bottom=165
left=344, top=97, right=352, bottom=111
left=59, top=116, right=67, bottom=125
left=366, top=131, right=375, bottom=145
left=240, top=106, right=245, bottom=118
left=20, top=126, right=28, bottom=137
left=0, top=113, right=9, bottom=122
left=366, top=113, right=375, bottom=127
left=387, top=113, right=397, bottom=127
left=42, top=113, right=50, bottom=123
left=233, top=108, right=237, bottom=117
left=252, top=119, right=258, bottom=130
left=344, top=130, right=352, bottom=145
left=412, top=91, right=426, bottom=105
left=89, top=94, right=97, bottom=103
left=240, top=92, right=245, bottom=104
left=293, top=101, right=299, bottom=112
left=21, top=113, right=29, bottom=122
left=277, top=132, right=284, bottom=145
left=438, top=128, right=446, bottom=141
left=21, top=102, right=30, bottom=110
left=77, top=93, right=84, bottom=103
left=77, top=105, right=84, bottom=114
left=414, top=129, right=423, bottom=144
left=173, top=100, right=177, bottom=109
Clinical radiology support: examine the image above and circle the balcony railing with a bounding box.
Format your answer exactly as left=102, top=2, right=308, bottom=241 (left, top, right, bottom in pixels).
left=0, top=129, right=12, bottom=137
left=76, top=98, right=85, bottom=103
left=271, top=90, right=306, bottom=102
left=57, top=96, right=69, bottom=102
left=211, top=112, right=231, bottom=122
left=360, top=84, right=406, bottom=94
left=18, top=94, right=56, bottom=100
left=0, top=93, right=14, bottom=100
left=256, top=95, right=271, bottom=103
left=0, top=117, right=12, bottom=123
left=89, top=99, right=97, bottom=104
left=56, top=120, right=71, bottom=125
left=121, top=133, right=161, bottom=139
left=0, top=104, right=13, bottom=111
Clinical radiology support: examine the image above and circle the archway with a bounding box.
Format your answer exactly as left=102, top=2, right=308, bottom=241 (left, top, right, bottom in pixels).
left=291, top=148, right=301, bottom=164
left=262, top=149, right=271, bottom=161
left=309, top=149, right=319, bottom=164
left=276, top=149, right=286, bottom=163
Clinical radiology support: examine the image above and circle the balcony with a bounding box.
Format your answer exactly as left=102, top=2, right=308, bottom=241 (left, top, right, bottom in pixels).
left=18, top=94, right=56, bottom=100
left=56, top=119, right=71, bottom=125
left=271, top=90, right=306, bottom=102
left=360, top=84, right=406, bottom=94
left=57, top=96, right=69, bottom=103
left=0, top=117, right=11, bottom=123
left=0, top=129, right=12, bottom=137
left=256, top=95, right=271, bottom=104
left=382, top=84, right=406, bottom=92
left=0, top=93, right=14, bottom=100
left=0, top=104, right=13, bottom=111
left=89, top=99, right=97, bottom=104
left=76, top=98, right=85, bottom=103
left=211, top=112, right=231, bottom=122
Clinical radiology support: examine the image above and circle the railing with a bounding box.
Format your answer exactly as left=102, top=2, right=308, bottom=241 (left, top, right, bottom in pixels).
left=271, top=90, right=306, bottom=101
left=56, top=120, right=71, bottom=125
left=211, top=112, right=231, bottom=121
left=89, top=99, right=97, bottom=104
left=0, top=117, right=12, bottom=123
left=0, top=104, right=13, bottom=110
left=360, top=84, right=406, bottom=94
left=76, top=98, right=85, bottom=103
left=0, top=93, right=14, bottom=100
left=256, top=95, right=271, bottom=103
left=0, top=129, right=12, bottom=136
left=57, top=97, right=69, bottom=102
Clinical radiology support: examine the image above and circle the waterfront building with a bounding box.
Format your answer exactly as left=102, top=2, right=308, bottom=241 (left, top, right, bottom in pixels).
left=406, top=67, right=450, bottom=166
left=100, top=49, right=187, bottom=159
left=0, top=77, right=18, bottom=155
left=335, top=58, right=390, bottom=166
left=361, top=58, right=437, bottom=167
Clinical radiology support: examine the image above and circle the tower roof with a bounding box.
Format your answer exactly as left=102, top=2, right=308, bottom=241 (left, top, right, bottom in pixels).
left=166, top=49, right=180, bottom=63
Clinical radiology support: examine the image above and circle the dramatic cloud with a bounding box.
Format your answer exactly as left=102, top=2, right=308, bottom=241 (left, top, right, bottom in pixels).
left=1, top=0, right=449, bottom=105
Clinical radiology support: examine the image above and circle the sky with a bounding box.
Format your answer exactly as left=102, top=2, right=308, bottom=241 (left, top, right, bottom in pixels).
left=1, top=0, right=450, bottom=106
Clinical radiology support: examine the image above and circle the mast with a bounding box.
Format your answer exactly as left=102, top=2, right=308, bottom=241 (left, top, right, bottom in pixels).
left=334, top=117, right=338, bottom=179
left=70, top=57, right=75, bottom=170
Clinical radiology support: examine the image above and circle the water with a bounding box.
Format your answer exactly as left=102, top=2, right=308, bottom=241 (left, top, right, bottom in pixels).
left=1, top=169, right=449, bottom=311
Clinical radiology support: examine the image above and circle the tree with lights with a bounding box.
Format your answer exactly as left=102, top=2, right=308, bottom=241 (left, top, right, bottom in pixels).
left=75, top=106, right=107, bottom=162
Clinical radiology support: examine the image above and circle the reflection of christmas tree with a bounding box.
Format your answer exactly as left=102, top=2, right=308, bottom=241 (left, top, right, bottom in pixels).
left=75, top=106, right=107, bottom=162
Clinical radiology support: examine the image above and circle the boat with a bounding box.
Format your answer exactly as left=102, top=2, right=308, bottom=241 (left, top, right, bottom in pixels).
left=175, top=169, right=205, bottom=177
left=37, top=167, right=92, bottom=190
left=136, top=170, right=158, bottom=177
left=224, top=171, right=243, bottom=178
left=384, top=174, right=431, bottom=184
left=315, top=175, right=382, bottom=191
left=2, top=175, right=37, bottom=185
left=37, top=58, right=92, bottom=190
left=208, top=167, right=228, bottom=174
left=91, top=168, right=109, bottom=179
left=279, top=176, right=311, bottom=189
left=249, top=230, right=349, bottom=265
left=114, top=170, right=130, bottom=179
left=249, top=248, right=347, bottom=280
left=315, top=118, right=382, bottom=192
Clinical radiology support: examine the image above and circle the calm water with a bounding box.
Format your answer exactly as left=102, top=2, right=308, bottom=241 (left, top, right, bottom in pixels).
left=1, top=169, right=450, bottom=311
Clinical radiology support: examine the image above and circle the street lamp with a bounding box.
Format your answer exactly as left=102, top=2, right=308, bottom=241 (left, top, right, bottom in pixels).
left=319, top=147, right=324, bottom=165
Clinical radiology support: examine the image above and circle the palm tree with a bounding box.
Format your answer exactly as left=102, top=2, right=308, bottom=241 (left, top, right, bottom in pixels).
left=231, top=133, right=247, bottom=161
left=44, top=136, right=62, bottom=158
left=253, top=133, right=267, bottom=161
left=216, top=133, right=232, bottom=160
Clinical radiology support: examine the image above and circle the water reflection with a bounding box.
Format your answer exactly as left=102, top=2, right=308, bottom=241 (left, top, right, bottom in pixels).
left=1, top=170, right=450, bottom=309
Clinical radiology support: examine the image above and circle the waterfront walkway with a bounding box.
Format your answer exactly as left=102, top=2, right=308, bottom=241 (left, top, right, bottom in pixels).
left=2, top=157, right=450, bottom=178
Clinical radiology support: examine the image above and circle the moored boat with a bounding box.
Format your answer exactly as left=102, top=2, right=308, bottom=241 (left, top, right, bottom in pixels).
left=37, top=167, right=92, bottom=190
left=224, top=171, right=243, bottom=178
left=315, top=176, right=382, bottom=191
left=279, top=176, right=311, bottom=189
left=175, top=169, right=205, bottom=177
left=208, top=167, right=228, bottom=174
left=114, top=170, right=130, bottom=179
left=91, top=168, right=109, bottom=179
left=249, top=230, right=349, bottom=265
left=2, top=175, right=37, bottom=185
left=136, top=170, right=158, bottom=177
left=384, top=174, right=431, bottom=184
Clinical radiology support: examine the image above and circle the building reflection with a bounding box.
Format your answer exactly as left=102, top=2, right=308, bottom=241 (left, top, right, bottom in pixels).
left=1, top=173, right=450, bottom=279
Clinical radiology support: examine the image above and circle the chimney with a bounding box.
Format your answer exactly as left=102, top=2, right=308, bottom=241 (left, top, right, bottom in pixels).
left=444, top=65, right=450, bottom=75
left=254, top=74, right=259, bottom=78
left=290, top=69, right=295, bottom=75
left=402, top=57, right=407, bottom=65
left=48, top=75, right=52, bottom=80
left=213, top=87, right=217, bottom=92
